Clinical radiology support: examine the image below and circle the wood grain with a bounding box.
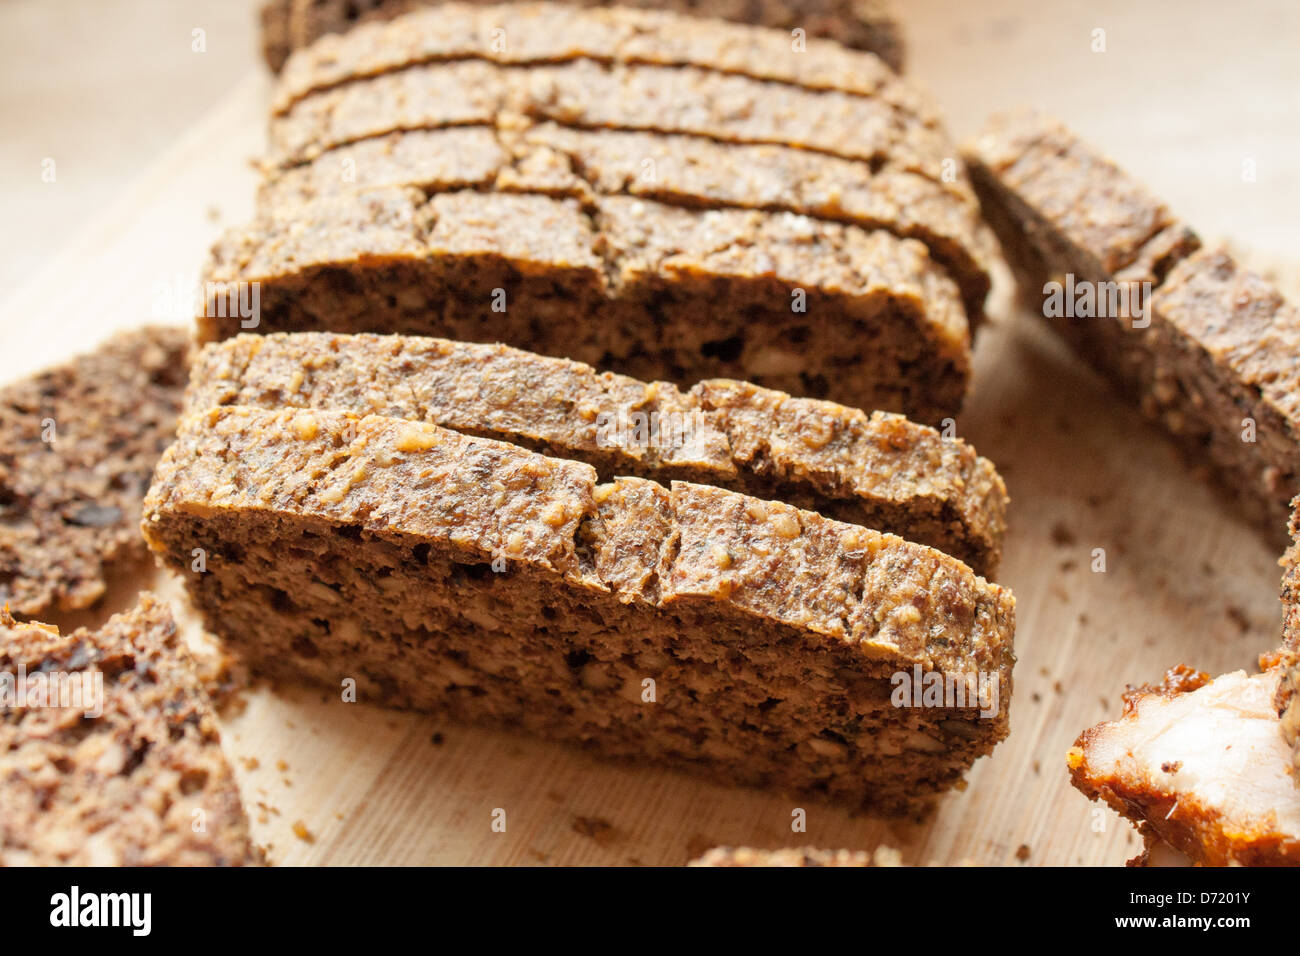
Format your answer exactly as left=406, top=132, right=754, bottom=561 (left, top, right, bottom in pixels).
left=1, top=0, right=1297, bottom=866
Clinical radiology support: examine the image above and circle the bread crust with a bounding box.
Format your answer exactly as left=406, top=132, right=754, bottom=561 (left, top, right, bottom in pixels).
left=966, top=112, right=1300, bottom=532
left=265, top=0, right=906, bottom=77
left=187, top=332, right=1007, bottom=575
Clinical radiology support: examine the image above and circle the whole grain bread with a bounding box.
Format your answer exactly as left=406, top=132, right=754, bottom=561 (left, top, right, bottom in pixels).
left=0, top=327, right=190, bottom=616
left=966, top=112, right=1300, bottom=533
left=203, top=3, right=995, bottom=423
left=1276, top=502, right=1300, bottom=784
left=0, top=595, right=259, bottom=865
left=257, top=123, right=994, bottom=319
left=143, top=405, right=1015, bottom=814
left=188, top=332, right=1007, bottom=575
left=262, top=0, right=905, bottom=75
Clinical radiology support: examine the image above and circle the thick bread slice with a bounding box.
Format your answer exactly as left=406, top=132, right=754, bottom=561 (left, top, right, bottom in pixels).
left=259, top=123, right=993, bottom=318
left=142, top=406, right=1015, bottom=814
left=0, top=596, right=259, bottom=865
left=200, top=188, right=970, bottom=424
left=0, top=327, right=190, bottom=616
left=271, top=2, right=907, bottom=103
left=966, top=112, right=1300, bottom=532
left=187, top=332, right=1006, bottom=575
left=1069, top=665, right=1300, bottom=866
left=269, top=60, right=948, bottom=176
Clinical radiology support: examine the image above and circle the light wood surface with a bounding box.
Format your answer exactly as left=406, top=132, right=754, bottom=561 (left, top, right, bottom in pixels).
left=2, top=0, right=1298, bottom=866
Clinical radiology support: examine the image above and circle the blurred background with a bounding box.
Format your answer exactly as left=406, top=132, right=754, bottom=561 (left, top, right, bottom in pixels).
left=3, top=0, right=1296, bottom=300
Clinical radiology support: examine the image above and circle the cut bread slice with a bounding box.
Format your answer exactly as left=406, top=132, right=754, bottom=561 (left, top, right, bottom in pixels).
left=202, top=187, right=971, bottom=424
left=966, top=112, right=1300, bottom=532
left=0, top=595, right=259, bottom=865
left=187, top=332, right=1008, bottom=576
left=1069, top=664, right=1300, bottom=866
left=0, top=326, right=190, bottom=616
left=1276, top=500, right=1300, bottom=783
left=262, top=0, right=906, bottom=76
left=143, top=405, right=1015, bottom=814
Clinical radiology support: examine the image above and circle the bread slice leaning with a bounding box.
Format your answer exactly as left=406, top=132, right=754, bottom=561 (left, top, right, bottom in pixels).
left=966, top=111, right=1300, bottom=533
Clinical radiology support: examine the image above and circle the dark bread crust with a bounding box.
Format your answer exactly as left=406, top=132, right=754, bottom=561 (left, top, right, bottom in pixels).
left=966, top=112, right=1300, bottom=533
left=143, top=406, right=1015, bottom=814
left=0, top=596, right=259, bottom=866
left=187, top=333, right=1007, bottom=575
left=0, top=327, right=190, bottom=616
left=263, top=0, right=905, bottom=76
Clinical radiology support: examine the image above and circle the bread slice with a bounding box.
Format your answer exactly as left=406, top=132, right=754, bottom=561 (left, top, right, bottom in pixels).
left=257, top=123, right=995, bottom=319
left=0, top=327, right=190, bottom=616
left=690, top=846, right=900, bottom=866
left=0, top=595, right=259, bottom=865
left=143, top=405, right=1015, bottom=814
left=187, top=332, right=1007, bottom=576
left=204, top=3, right=994, bottom=424
left=1069, top=664, right=1299, bottom=866
left=1276, top=503, right=1300, bottom=783
left=204, top=187, right=970, bottom=424
left=262, top=0, right=905, bottom=76
left=966, top=112, right=1300, bottom=532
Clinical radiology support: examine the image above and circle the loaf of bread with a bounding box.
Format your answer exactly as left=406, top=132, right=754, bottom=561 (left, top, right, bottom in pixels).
left=143, top=405, right=1015, bottom=814
left=0, top=596, right=259, bottom=865
left=966, top=112, right=1300, bottom=532
left=204, top=3, right=996, bottom=424
left=0, top=327, right=190, bottom=616
left=188, top=333, right=1008, bottom=576
left=260, top=0, right=905, bottom=74
left=1069, top=664, right=1299, bottom=865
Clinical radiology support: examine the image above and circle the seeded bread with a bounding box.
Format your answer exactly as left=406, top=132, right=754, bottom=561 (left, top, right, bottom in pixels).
left=966, top=112, right=1300, bottom=532
left=258, top=123, right=994, bottom=319
left=261, top=0, right=905, bottom=75
left=0, top=327, right=190, bottom=616
left=203, top=3, right=994, bottom=423
left=188, top=333, right=1007, bottom=575
left=1069, top=664, right=1300, bottom=866
left=0, top=596, right=259, bottom=865
left=143, top=406, right=1015, bottom=814
left=690, top=846, right=900, bottom=866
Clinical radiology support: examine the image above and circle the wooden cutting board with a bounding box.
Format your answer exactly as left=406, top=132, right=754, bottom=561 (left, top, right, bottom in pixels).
left=2, top=0, right=1297, bottom=865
